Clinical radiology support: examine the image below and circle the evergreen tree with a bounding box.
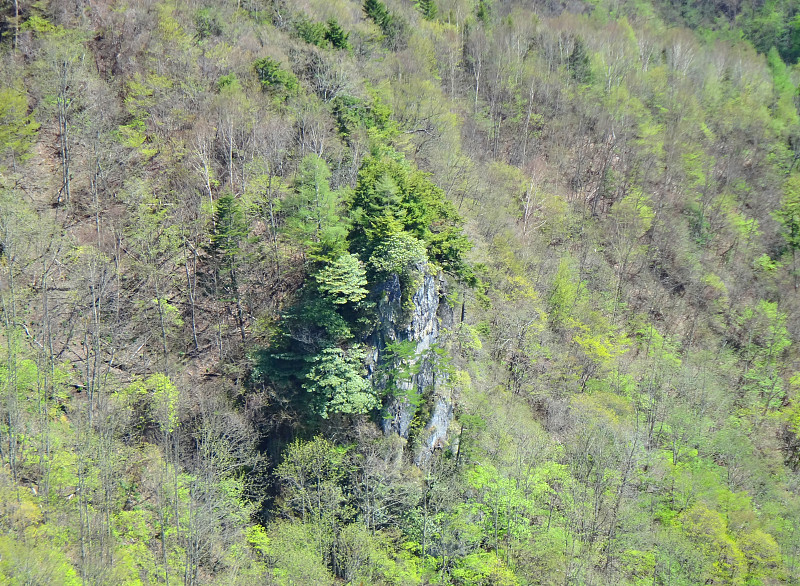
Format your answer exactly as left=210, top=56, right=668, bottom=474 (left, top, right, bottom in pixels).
left=295, top=17, right=327, bottom=47
left=324, top=18, right=350, bottom=50
left=568, top=37, right=593, bottom=84
left=253, top=57, right=299, bottom=92
left=284, top=154, right=348, bottom=259
left=210, top=194, right=247, bottom=262
left=363, top=0, right=392, bottom=30
left=314, top=253, right=369, bottom=305
left=303, top=346, right=376, bottom=418
left=476, top=0, right=491, bottom=22
left=363, top=0, right=407, bottom=50
left=209, top=193, right=249, bottom=341
left=350, top=155, right=473, bottom=282
left=418, top=0, right=438, bottom=20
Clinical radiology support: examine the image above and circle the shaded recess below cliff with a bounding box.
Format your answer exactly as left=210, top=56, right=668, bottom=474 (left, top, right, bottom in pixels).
left=368, top=264, right=455, bottom=464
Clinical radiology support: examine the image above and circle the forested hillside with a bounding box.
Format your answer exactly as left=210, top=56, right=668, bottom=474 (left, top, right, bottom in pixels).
left=3, top=0, right=800, bottom=584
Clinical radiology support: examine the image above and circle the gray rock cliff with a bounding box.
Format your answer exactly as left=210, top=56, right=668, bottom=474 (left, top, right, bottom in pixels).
left=369, top=264, right=454, bottom=464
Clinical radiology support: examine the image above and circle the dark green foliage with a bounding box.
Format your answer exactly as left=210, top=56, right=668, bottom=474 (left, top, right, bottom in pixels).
left=251, top=290, right=351, bottom=394
left=294, top=16, right=327, bottom=47
left=324, top=18, right=350, bottom=50
left=331, top=94, right=393, bottom=139
left=476, top=0, right=491, bottom=22
left=383, top=16, right=408, bottom=51
left=776, top=176, right=800, bottom=252
left=287, top=296, right=353, bottom=348
left=775, top=175, right=800, bottom=288
left=363, top=0, right=392, bottom=30
left=255, top=148, right=476, bottom=421
left=282, top=154, right=349, bottom=259
left=350, top=154, right=474, bottom=283
left=748, top=6, right=800, bottom=64
left=252, top=283, right=373, bottom=418
left=195, top=8, right=222, bottom=40
left=652, top=0, right=800, bottom=65
left=253, top=57, right=299, bottom=92
left=294, top=16, right=350, bottom=50
left=568, top=37, right=593, bottom=84
left=209, top=193, right=247, bottom=269
left=363, top=0, right=406, bottom=49
left=208, top=194, right=249, bottom=341
left=418, top=0, right=438, bottom=20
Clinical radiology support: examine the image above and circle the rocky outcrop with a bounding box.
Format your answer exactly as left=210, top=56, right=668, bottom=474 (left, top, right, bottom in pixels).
left=370, top=264, right=454, bottom=464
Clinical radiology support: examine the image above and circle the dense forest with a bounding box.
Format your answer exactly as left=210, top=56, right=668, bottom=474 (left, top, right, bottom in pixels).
left=4, top=0, right=800, bottom=584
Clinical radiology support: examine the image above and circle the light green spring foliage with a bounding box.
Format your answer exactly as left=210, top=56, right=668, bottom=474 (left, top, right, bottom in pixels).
left=0, top=88, right=39, bottom=165
left=5, top=0, right=800, bottom=585
left=314, top=252, right=369, bottom=304
left=548, top=257, right=582, bottom=328
left=0, top=535, right=81, bottom=586
left=368, top=230, right=429, bottom=276
left=255, top=521, right=336, bottom=585
left=284, top=154, right=349, bottom=258
left=129, top=373, right=180, bottom=432
left=303, top=346, right=376, bottom=417
left=680, top=504, right=747, bottom=585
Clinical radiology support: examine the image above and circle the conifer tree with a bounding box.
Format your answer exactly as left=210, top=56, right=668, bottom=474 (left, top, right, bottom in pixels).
left=568, top=37, right=593, bottom=84
left=209, top=193, right=249, bottom=341
left=363, top=0, right=392, bottom=30
left=418, top=0, right=438, bottom=20
left=775, top=175, right=800, bottom=290
left=284, top=154, right=348, bottom=259
left=324, top=18, right=350, bottom=50
left=476, top=0, right=491, bottom=22
left=314, top=253, right=369, bottom=305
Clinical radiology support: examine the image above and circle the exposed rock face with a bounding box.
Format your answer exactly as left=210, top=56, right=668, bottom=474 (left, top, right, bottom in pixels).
left=371, top=264, right=454, bottom=464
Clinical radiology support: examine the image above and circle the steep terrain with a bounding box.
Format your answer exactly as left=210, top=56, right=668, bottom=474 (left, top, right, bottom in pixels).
left=3, top=0, right=800, bottom=584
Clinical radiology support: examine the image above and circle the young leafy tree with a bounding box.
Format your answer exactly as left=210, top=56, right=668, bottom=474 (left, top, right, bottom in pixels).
left=548, top=257, right=582, bottom=329
left=35, top=29, right=88, bottom=205
left=775, top=175, right=800, bottom=290
left=0, top=87, right=39, bottom=167
left=274, top=437, right=351, bottom=567
left=314, top=253, right=369, bottom=305
left=736, top=300, right=791, bottom=413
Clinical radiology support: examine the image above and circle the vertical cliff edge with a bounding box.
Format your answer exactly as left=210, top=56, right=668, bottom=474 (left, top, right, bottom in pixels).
left=368, top=263, right=454, bottom=464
